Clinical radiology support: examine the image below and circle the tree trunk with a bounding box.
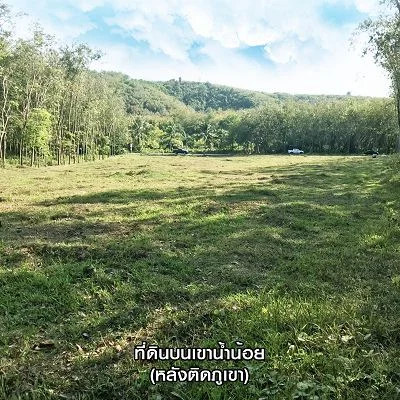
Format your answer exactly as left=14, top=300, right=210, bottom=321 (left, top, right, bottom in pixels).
left=395, top=78, right=400, bottom=152
left=3, top=134, right=6, bottom=166
left=397, top=131, right=400, bottom=152
left=396, top=94, right=400, bottom=152
left=0, top=134, right=4, bottom=168
left=19, top=139, right=23, bottom=166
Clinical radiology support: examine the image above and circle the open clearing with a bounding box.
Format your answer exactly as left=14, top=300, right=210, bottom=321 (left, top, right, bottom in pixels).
left=0, top=154, right=399, bottom=399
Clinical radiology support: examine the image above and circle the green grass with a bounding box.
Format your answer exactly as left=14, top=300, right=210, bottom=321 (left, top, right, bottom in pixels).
left=0, top=154, right=399, bottom=399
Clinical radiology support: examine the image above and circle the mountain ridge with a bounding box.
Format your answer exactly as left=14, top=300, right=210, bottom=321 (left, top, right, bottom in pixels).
left=95, top=71, right=386, bottom=116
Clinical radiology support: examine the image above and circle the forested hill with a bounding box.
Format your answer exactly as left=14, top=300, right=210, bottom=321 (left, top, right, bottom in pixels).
left=93, top=72, right=194, bottom=116
left=158, top=79, right=379, bottom=112
left=104, top=74, right=380, bottom=115
left=159, top=79, right=259, bottom=111
left=121, top=78, right=193, bottom=116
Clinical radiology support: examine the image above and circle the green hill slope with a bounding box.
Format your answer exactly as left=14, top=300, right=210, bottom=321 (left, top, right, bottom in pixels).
left=98, top=73, right=386, bottom=116
left=95, top=72, right=193, bottom=116
left=158, top=79, right=379, bottom=112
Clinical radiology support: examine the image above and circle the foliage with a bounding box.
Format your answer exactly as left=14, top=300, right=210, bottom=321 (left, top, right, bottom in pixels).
left=25, top=108, right=52, bottom=163
left=160, top=79, right=257, bottom=111
left=0, top=6, right=132, bottom=167
left=359, top=0, right=400, bottom=151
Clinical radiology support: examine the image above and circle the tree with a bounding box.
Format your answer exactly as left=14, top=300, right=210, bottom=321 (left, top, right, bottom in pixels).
left=0, top=39, right=14, bottom=167
left=0, top=2, right=14, bottom=167
left=25, top=108, right=51, bottom=166
left=359, top=0, right=400, bottom=151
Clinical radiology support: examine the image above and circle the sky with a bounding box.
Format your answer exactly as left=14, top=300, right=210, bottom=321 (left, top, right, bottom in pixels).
left=7, top=0, right=393, bottom=97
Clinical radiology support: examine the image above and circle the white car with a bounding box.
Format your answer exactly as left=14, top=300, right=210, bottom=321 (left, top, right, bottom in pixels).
left=288, top=148, right=304, bottom=154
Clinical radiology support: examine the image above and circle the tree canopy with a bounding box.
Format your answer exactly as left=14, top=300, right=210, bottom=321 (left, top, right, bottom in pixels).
left=359, top=0, right=400, bottom=151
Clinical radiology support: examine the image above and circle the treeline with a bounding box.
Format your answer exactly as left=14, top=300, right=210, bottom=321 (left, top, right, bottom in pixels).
left=236, top=99, right=397, bottom=154
left=0, top=3, right=398, bottom=168
left=127, top=98, right=397, bottom=154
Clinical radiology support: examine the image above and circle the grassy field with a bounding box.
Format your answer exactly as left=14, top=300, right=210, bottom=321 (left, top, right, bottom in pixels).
left=0, top=154, right=399, bottom=399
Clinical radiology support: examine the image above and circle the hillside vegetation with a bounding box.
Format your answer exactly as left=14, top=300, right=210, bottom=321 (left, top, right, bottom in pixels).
left=159, top=79, right=375, bottom=112
left=96, top=73, right=373, bottom=116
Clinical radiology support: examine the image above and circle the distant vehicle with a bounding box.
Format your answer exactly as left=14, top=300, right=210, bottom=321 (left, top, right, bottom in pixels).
left=364, top=150, right=379, bottom=156
left=288, top=148, right=304, bottom=154
left=173, top=148, right=189, bottom=155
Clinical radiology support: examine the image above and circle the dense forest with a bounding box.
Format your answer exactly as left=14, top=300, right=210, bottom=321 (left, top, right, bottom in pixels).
left=0, top=3, right=398, bottom=167
left=159, top=79, right=366, bottom=112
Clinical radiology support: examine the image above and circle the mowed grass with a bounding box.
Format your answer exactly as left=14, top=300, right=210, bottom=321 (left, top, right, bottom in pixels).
left=0, top=154, right=399, bottom=400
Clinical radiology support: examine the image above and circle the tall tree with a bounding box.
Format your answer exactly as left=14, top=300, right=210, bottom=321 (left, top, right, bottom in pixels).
left=360, top=0, right=400, bottom=151
left=0, top=2, right=14, bottom=167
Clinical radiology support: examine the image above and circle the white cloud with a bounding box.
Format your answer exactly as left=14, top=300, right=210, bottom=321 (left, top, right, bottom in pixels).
left=68, top=0, right=106, bottom=12
left=353, top=0, right=381, bottom=15
left=237, top=24, right=281, bottom=47
left=9, top=0, right=96, bottom=40
left=265, top=40, right=299, bottom=64
left=105, top=11, right=194, bottom=60
left=5, top=0, right=392, bottom=96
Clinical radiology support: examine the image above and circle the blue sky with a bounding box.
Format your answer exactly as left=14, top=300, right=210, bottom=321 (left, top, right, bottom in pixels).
left=9, top=0, right=390, bottom=96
